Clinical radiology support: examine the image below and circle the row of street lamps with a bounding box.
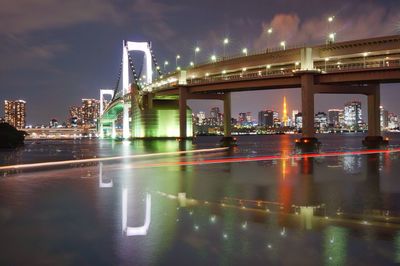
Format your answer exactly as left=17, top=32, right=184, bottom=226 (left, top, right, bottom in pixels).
left=162, top=16, right=337, bottom=72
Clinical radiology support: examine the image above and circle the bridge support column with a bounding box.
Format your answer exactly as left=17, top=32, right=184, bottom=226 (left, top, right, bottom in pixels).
left=179, top=87, right=187, bottom=139
left=363, top=84, right=388, bottom=147
left=122, top=103, right=130, bottom=139
left=220, top=92, right=236, bottom=147
left=296, top=74, right=320, bottom=150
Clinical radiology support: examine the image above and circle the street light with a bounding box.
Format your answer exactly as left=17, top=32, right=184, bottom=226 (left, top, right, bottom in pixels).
left=223, top=38, right=229, bottom=57
left=280, top=41, right=286, bottom=50
left=194, top=46, right=200, bottom=65
left=267, top=27, right=273, bottom=34
left=363, top=52, right=369, bottom=68
left=176, top=55, right=180, bottom=68
left=211, top=54, right=217, bottom=62
left=328, top=16, right=335, bottom=23
left=164, top=61, right=169, bottom=71
left=328, top=32, right=336, bottom=44
left=242, top=48, right=248, bottom=56
left=190, top=61, right=194, bottom=67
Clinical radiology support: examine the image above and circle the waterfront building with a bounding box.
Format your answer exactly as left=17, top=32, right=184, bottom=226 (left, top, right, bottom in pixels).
left=81, top=99, right=100, bottom=127
left=388, top=113, right=399, bottom=129
left=210, top=107, right=222, bottom=126
left=258, top=110, right=275, bottom=127
left=4, top=100, right=26, bottom=129
left=344, top=101, right=362, bottom=130
left=49, top=119, right=59, bottom=128
left=292, top=110, right=299, bottom=127
left=314, top=112, right=328, bottom=132
left=380, top=106, right=389, bottom=130
left=197, top=111, right=205, bottom=125
left=328, top=109, right=343, bottom=127
left=295, top=112, right=302, bottom=129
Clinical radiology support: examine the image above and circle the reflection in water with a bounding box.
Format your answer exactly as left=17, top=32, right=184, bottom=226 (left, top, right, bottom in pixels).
left=122, top=189, right=151, bottom=236
left=98, top=162, right=113, bottom=188
left=2, top=136, right=400, bottom=264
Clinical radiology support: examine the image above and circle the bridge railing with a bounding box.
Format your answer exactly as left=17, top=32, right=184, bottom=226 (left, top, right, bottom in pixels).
left=323, top=59, right=400, bottom=73
left=186, top=68, right=295, bottom=85
left=193, top=43, right=307, bottom=68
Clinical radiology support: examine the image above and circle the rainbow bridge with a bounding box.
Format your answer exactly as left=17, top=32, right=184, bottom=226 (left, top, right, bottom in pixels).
left=99, top=35, right=400, bottom=146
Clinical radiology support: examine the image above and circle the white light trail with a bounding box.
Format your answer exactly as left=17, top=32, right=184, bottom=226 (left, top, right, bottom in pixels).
left=0, top=147, right=229, bottom=171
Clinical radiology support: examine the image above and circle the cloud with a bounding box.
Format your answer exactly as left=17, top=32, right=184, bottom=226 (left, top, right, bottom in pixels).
left=0, top=0, right=121, bottom=35
left=0, top=35, right=68, bottom=71
left=131, top=0, right=181, bottom=41
left=254, top=3, right=398, bottom=50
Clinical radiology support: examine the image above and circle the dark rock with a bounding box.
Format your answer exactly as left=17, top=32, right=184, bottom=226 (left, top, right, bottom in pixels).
left=0, top=123, right=26, bottom=149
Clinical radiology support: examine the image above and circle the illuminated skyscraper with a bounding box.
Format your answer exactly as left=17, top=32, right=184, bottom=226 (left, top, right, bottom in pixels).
left=380, top=106, right=389, bottom=130
left=81, top=99, right=100, bottom=127
left=328, top=109, right=344, bottom=127
left=344, top=101, right=362, bottom=130
left=258, top=110, right=274, bottom=127
left=282, top=96, right=288, bottom=126
left=4, top=100, right=26, bottom=129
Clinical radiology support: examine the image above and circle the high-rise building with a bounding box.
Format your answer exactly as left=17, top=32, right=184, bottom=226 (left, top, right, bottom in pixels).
left=314, top=112, right=328, bottom=131
left=4, top=100, right=26, bottom=129
left=328, top=109, right=343, bottom=127
left=69, top=106, right=82, bottom=126
left=81, top=99, right=100, bottom=127
left=295, top=112, right=302, bottom=129
left=246, top=112, right=252, bottom=123
left=292, top=110, right=299, bottom=127
left=197, top=111, right=205, bottom=125
left=388, top=113, right=399, bottom=129
left=258, top=110, right=274, bottom=127
left=238, top=113, right=247, bottom=125
left=380, top=106, right=389, bottom=130
left=344, top=101, right=362, bottom=130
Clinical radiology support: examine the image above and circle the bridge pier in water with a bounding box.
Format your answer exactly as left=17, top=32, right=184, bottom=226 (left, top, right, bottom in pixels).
left=297, top=72, right=388, bottom=150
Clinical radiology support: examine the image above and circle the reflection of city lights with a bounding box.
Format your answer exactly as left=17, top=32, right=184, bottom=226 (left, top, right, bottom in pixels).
left=210, top=215, right=217, bottom=223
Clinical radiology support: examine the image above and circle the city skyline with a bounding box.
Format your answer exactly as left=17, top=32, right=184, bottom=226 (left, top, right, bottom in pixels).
left=1, top=0, right=400, bottom=124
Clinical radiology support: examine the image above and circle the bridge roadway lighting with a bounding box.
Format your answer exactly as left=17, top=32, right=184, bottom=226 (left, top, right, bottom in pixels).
left=328, top=32, right=336, bottom=43
left=242, top=48, right=248, bottom=56
left=325, top=58, right=330, bottom=71
left=176, top=54, right=180, bottom=68
left=223, top=38, right=229, bottom=57
left=211, top=54, right=217, bottom=62
left=328, top=16, right=335, bottom=23
left=190, top=61, right=194, bottom=67
left=280, top=41, right=286, bottom=50
left=164, top=61, right=169, bottom=71
left=194, top=47, right=200, bottom=65
left=363, top=52, right=369, bottom=68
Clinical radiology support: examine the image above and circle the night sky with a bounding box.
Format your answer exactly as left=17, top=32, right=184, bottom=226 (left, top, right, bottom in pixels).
left=1, top=0, right=399, bottom=125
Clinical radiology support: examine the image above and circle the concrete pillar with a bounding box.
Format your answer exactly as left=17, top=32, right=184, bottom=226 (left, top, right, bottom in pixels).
left=300, top=48, right=314, bottom=71
left=112, top=121, right=117, bottom=139
left=367, top=85, right=381, bottom=137
left=223, top=92, right=232, bottom=137
left=179, top=87, right=187, bottom=138
left=122, top=103, right=130, bottom=139
left=301, top=74, right=315, bottom=138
